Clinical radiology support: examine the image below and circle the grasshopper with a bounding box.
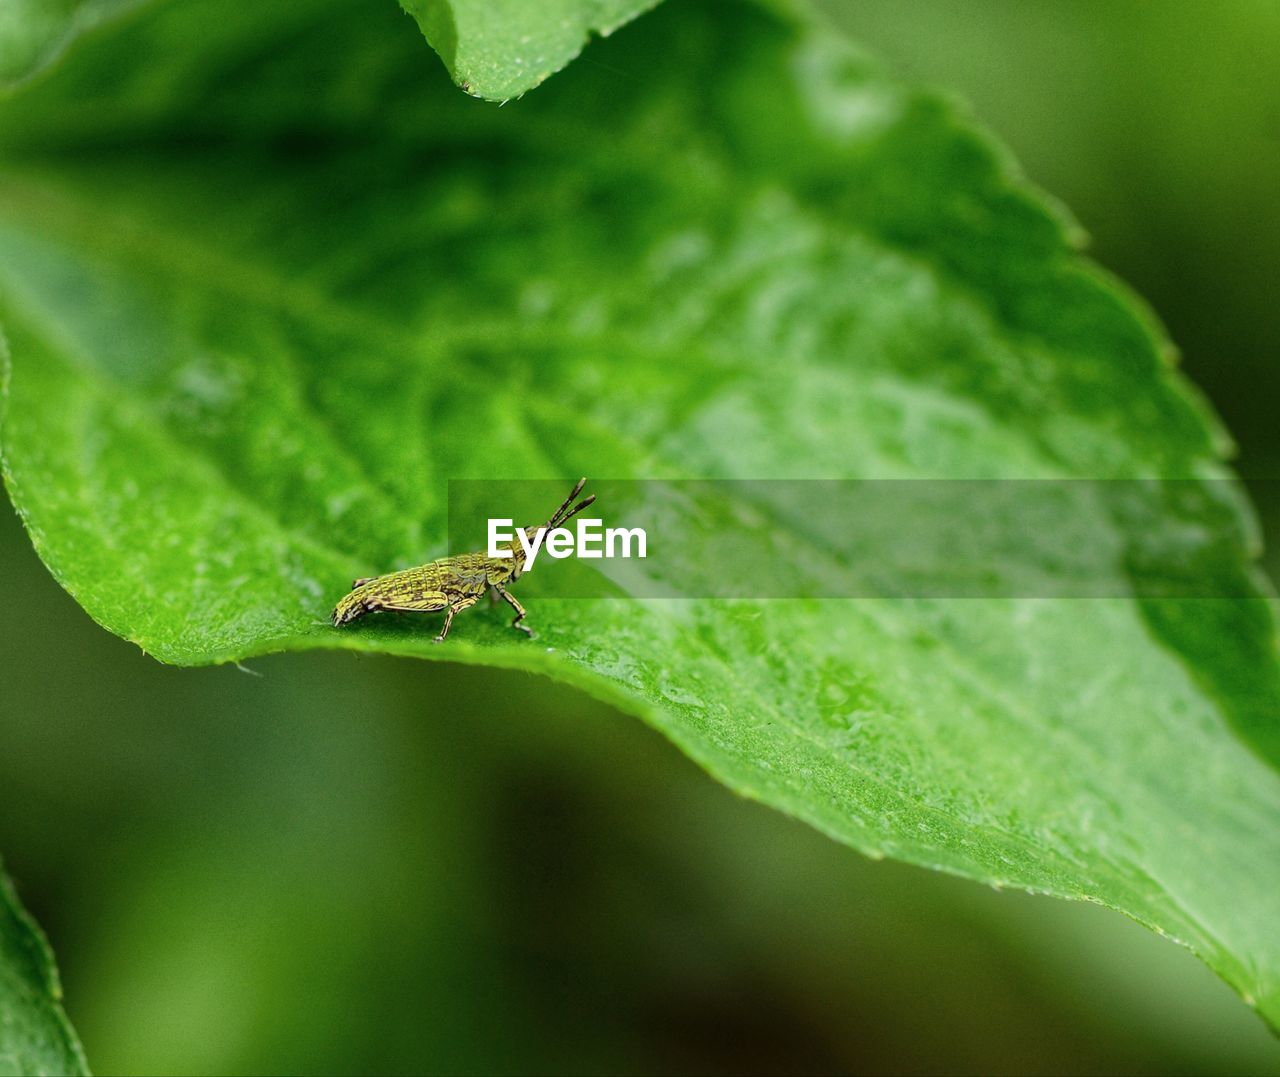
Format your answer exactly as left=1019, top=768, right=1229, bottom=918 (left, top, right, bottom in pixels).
left=332, top=478, right=596, bottom=642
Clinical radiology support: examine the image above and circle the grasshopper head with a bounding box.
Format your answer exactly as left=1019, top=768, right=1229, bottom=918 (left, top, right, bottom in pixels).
left=507, top=479, right=596, bottom=581
left=522, top=478, right=595, bottom=573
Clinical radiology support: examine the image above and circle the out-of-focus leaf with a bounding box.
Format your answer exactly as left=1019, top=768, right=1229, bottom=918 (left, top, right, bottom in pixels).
left=0, top=0, right=144, bottom=91
left=0, top=0, right=1278, bottom=1029
left=0, top=866, right=87, bottom=1075
left=399, top=0, right=659, bottom=100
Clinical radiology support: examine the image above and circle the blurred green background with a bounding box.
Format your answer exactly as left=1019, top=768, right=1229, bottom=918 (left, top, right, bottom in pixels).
left=2, top=1, right=1279, bottom=1074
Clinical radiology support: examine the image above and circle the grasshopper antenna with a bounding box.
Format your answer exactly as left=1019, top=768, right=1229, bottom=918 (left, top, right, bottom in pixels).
left=557, top=492, right=596, bottom=526
left=546, top=477, right=594, bottom=528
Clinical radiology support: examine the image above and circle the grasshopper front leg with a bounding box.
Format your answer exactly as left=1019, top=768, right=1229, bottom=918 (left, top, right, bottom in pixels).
left=491, top=584, right=533, bottom=638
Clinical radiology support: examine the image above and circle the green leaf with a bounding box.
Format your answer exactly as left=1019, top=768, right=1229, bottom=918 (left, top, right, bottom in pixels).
left=0, top=0, right=655, bottom=100
left=1, top=0, right=1278, bottom=1030
left=0, top=865, right=88, bottom=1075
left=0, top=0, right=143, bottom=91
left=399, top=0, right=660, bottom=100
